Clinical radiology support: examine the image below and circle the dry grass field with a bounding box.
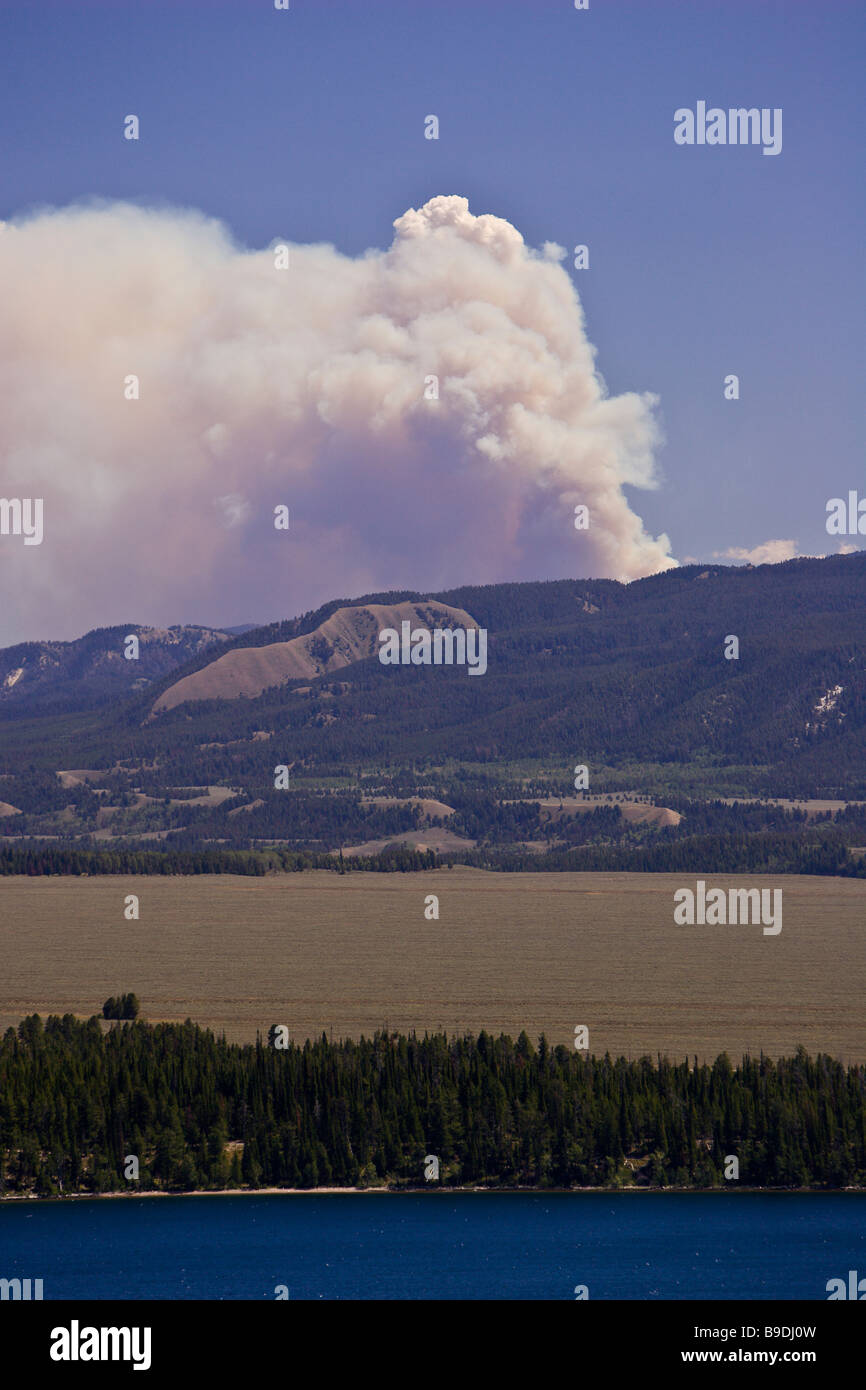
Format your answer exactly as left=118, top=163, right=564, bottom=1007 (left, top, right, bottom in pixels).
left=1, top=869, right=864, bottom=1061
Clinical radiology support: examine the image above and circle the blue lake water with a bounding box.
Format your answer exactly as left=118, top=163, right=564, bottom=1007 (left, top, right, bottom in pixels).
left=2, top=1193, right=864, bottom=1300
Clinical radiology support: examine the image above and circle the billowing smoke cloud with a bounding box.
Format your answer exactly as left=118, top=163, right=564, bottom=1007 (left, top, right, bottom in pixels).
left=716, top=540, right=801, bottom=566
left=714, top=540, right=856, bottom=566
left=0, top=194, right=675, bottom=644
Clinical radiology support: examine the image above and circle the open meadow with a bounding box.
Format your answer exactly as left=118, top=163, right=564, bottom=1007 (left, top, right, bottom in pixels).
left=1, top=869, right=864, bottom=1061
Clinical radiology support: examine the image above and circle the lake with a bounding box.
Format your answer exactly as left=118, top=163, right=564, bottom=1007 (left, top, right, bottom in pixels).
left=2, top=1192, right=865, bottom=1300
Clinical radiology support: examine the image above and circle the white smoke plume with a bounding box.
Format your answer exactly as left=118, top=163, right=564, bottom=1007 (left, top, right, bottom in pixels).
left=715, top=540, right=800, bottom=566
left=0, top=194, right=675, bottom=644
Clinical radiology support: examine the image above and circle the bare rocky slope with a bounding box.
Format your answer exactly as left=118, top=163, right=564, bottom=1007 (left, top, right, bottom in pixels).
left=153, top=600, right=479, bottom=711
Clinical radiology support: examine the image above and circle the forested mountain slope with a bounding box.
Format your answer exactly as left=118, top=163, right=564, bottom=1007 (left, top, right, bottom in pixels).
left=1, top=554, right=864, bottom=814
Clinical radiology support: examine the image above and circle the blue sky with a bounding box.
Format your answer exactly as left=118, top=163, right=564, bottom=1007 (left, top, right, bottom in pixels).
left=1, top=0, right=863, bottom=634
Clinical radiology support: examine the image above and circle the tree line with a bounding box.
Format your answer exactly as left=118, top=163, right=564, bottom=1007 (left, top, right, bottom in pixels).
left=1, top=1016, right=863, bottom=1195
left=3, top=826, right=864, bottom=878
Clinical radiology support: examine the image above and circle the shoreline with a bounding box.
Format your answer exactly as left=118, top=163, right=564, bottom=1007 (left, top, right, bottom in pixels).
left=3, top=1184, right=864, bottom=1203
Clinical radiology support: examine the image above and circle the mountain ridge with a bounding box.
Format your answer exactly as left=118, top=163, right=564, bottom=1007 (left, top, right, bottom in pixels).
left=1, top=554, right=864, bottom=807
left=0, top=624, right=233, bottom=715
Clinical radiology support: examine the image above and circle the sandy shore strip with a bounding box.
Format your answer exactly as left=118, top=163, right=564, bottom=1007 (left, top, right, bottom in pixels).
left=4, top=1185, right=864, bottom=1202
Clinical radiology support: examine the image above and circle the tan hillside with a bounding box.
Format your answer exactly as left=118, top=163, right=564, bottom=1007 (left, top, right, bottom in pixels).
left=504, top=796, right=682, bottom=828
left=361, top=796, right=456, bottom=821
left=56, top=769, right=107, bottom=788
left=153, top=600, right=479, bottom=712
left=341, top=827, right=475, bottom=858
